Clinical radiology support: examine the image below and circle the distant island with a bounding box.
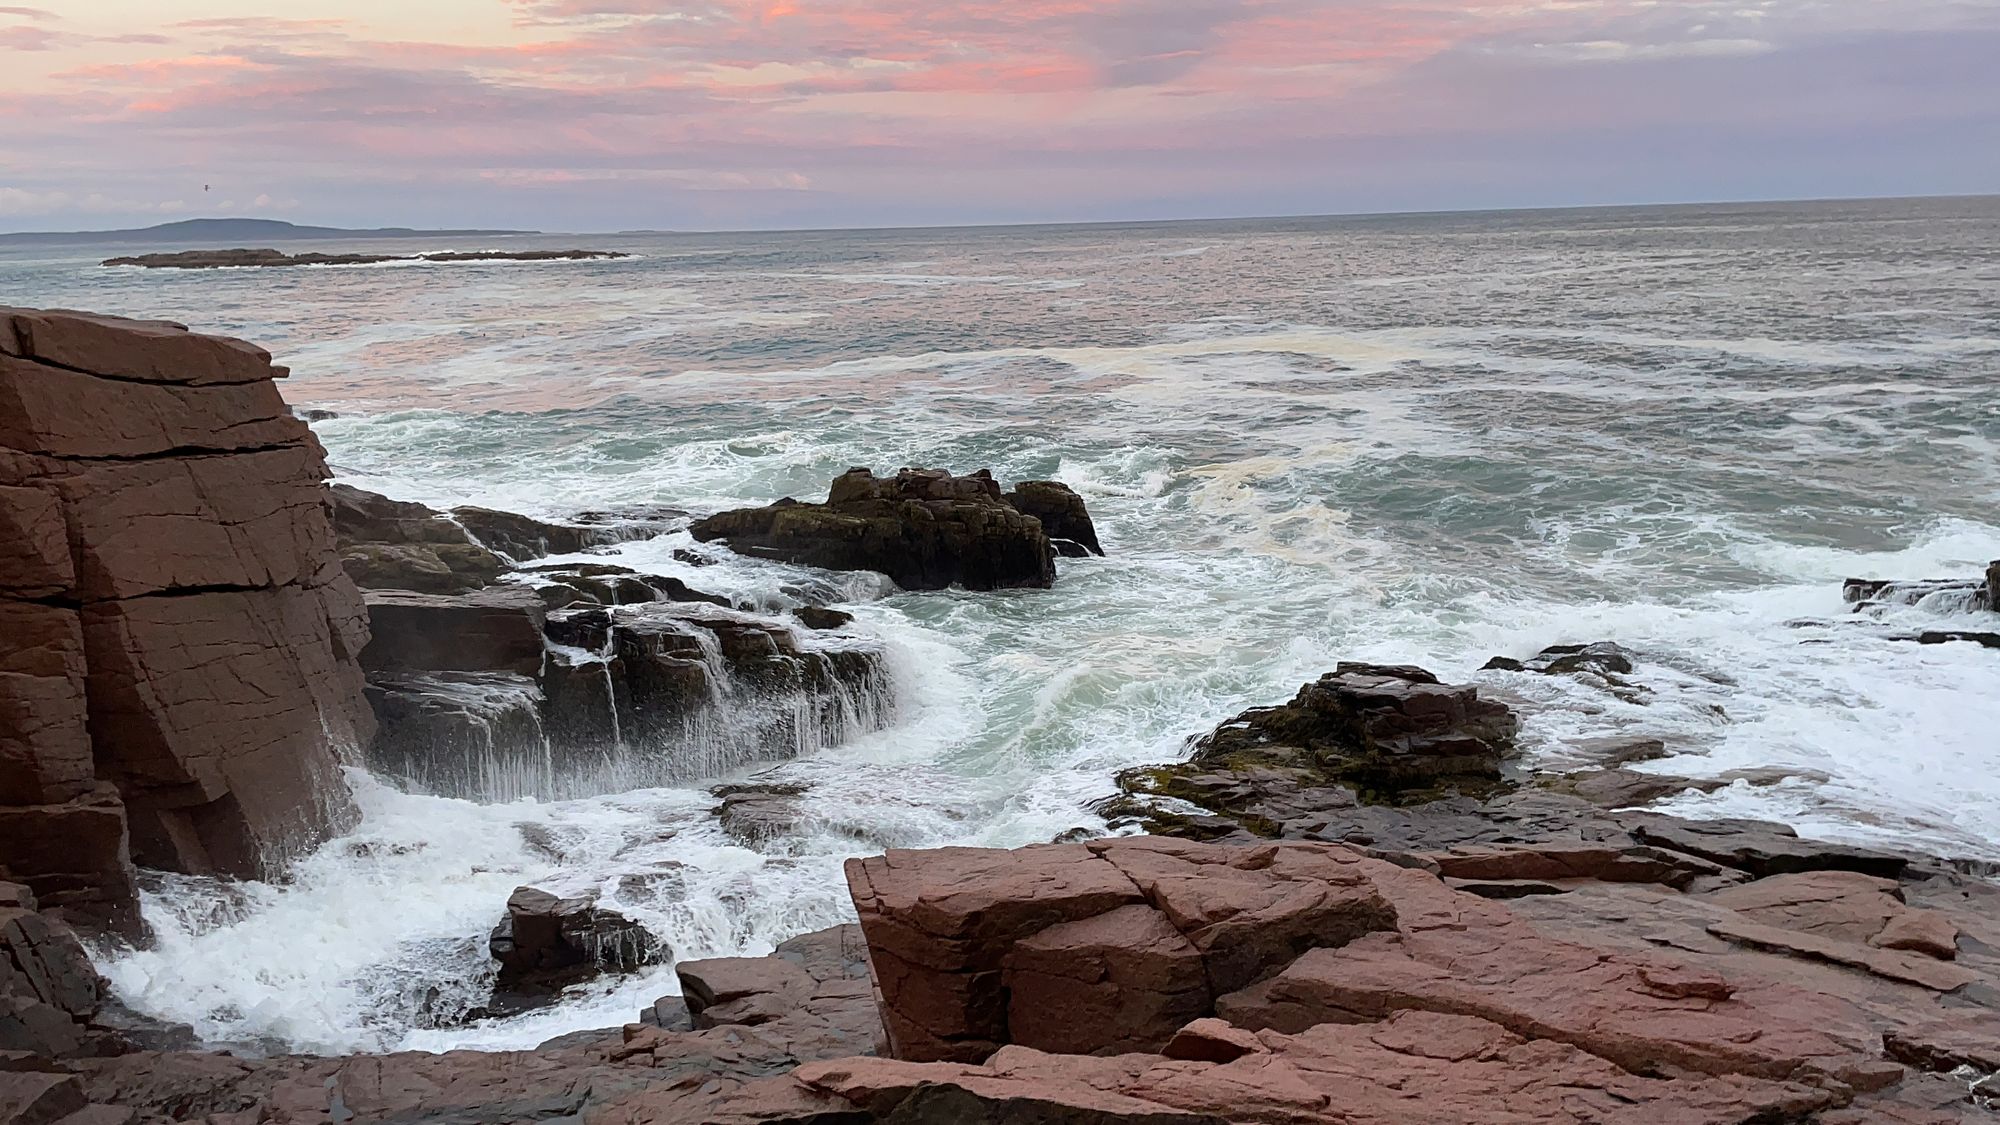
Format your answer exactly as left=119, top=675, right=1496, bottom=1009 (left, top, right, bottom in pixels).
left=0, top=217, right=538, bottom=247
left=103, top=247, right=629, bottom=270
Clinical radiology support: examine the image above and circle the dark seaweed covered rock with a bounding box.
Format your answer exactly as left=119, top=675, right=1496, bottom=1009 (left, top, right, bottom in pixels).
left=1190, top=663, right=1518, bottom=794
left=689, top=467, right=1073, bottom=591
left=1103, top=663, right=1520, bottom=837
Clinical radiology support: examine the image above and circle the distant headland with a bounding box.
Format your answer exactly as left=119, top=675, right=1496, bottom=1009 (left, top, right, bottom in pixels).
left=103, top=247, right=629, bottom=269
left=0, top=217, right=538, bottom=246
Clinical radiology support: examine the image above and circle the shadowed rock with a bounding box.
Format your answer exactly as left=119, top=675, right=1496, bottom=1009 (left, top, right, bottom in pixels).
left=1104, top=664, right=1520, bottom=835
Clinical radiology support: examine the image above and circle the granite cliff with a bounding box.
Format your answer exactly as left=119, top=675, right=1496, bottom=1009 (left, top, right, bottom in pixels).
left=0, top=307, right=374, bottom=937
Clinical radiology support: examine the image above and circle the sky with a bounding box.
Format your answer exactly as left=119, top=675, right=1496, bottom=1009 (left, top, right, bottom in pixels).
left=2, top=0, right=1998, bottom=232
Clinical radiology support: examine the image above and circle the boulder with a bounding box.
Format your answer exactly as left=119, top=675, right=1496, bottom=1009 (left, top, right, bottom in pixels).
left=0, top=307, right=374, bottom=921
left=811, top=834, right=1951, bottom=1122
left=689, top=467, right=1063, bottom=591
left=793, top=606, right=853, bottom=631
left=846, top=837, right=1398, bottom=1062
left=1005, top=480, right=1104, bottom=557
left=0, top=886, right=102, bottom=1057
left=486, top=886, right=665, bottom=1015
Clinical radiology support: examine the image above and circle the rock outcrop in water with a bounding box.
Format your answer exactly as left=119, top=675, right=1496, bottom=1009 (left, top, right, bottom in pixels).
left=486, top=886, right=666, bottom=1016
left=1842, top=561, right=2000, bottom=652
left=332, top=484, right=897, bottom=801
left=0, top=307, right=375, bottom=935
left=1004, top=479, right=1104, bottom=558
left=690, top=467, right=1103, bottom=590
left=1103, top=663, right=1520, bottom=836
left=1843, top=561, right=1999, bottom=616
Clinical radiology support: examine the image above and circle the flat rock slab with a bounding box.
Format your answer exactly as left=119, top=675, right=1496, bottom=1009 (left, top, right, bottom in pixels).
left=764, top=1009, right=1842, bottom=1125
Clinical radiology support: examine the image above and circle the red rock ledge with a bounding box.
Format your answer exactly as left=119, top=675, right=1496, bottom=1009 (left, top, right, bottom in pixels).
left=46, top=832, right=2000, bottom=1123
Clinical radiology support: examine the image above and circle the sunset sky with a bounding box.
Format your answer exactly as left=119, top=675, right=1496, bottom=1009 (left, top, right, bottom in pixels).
left=3, top=0, right=1997, bottom=231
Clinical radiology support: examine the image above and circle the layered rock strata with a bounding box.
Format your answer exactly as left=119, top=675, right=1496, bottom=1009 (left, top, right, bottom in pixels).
left=691, top=467, right=1102, bottom=590
left=0, top=307, right=374, bottom=934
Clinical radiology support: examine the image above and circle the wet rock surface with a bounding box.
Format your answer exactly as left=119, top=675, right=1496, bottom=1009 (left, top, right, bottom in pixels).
left=690, top=466, right=1098, bottom=590
left=1844, top=562, right=1997, bottom=615
left=485, top=886, right=666, bottom=1016
left=1004, top=479, right=1104, bottom=557
left=1102, top=664, right=1520, bottom=835
left=23, top=821, right=2000, bottom=1123
left=331, top=482, right=896, bottom=801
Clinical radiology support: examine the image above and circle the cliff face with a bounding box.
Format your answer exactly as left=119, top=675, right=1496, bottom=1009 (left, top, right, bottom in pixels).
left=0, top=307, right=374, bottom=936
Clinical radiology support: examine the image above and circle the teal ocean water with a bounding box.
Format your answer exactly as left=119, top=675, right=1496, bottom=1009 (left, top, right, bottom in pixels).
left=5, top=197, right=1997, bottom=1052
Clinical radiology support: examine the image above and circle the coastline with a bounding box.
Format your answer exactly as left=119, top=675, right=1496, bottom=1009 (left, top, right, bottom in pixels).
left=2, top=307, right=1997, bottom=1122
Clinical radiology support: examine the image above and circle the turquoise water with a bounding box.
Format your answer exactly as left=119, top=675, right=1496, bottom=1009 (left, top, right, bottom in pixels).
left=6, top=197, right=1998, bottom=1052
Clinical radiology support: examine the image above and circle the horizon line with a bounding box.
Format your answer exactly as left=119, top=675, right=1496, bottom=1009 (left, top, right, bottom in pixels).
left=6, top=189, right=1997, bottom=241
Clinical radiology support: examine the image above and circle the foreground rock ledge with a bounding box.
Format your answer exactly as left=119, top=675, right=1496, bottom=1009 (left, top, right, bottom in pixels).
left=58, top=833, right=1999, bottom=1122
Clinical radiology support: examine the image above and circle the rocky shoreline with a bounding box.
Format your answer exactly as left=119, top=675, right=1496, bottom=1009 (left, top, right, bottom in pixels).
left=101, top=249, right=630, bottom=270
left=2, top=307, right=1998, bottom=1123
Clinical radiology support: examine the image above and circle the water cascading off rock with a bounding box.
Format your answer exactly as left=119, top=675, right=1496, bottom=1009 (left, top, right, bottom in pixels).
left=336, top=486, right=899, bottom=802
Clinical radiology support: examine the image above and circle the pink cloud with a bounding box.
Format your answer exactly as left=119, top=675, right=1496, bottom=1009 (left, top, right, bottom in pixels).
left=0, top=0, right=1995, bottom=230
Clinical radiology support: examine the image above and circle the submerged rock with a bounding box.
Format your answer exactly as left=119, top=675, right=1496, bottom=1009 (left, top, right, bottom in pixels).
left=689, top=466, right=1081, bottom=591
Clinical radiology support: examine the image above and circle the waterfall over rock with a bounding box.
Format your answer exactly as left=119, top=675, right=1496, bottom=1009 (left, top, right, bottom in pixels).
left=333, top=487, right=898, bottom=803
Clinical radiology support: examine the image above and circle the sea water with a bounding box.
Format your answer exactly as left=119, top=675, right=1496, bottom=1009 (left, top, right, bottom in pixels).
left=4, top=197, right=1997, bottom=1053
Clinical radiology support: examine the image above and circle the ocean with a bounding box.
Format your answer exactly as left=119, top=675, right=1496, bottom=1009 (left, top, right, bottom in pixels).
left=4, top=196, right=1997, bottom=1055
